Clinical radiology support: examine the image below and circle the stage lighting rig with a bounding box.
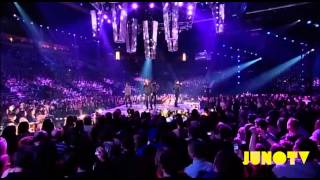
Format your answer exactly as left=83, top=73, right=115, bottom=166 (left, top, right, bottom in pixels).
left=126, top=18, right=138, bottom=53
left=163, top=2, right=179, bottom=52
left=89, top=2, right=198, bottom=57
left=111, top=3, right=127, bottom=43
left=143, top=20, right=158, bottom=59
left=209, top=2, right=225, bottom=34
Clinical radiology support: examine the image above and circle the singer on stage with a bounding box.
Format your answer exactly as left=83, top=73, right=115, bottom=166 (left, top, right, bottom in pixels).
left=174, top=81, right=182, bottom=107
left=124, top=82, right=132, bottom=107
left=144, top=80, right=152, bottom=109
left=151, top=81, right=160, bottom=109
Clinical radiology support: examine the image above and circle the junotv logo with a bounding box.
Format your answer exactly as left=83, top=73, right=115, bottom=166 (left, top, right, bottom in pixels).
left=242, top=151, right=310, bottom=165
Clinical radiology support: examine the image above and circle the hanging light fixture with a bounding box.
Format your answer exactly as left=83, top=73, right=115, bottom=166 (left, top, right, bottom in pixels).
left=211, top=3, right=225, bottom=34
left=126, top=18, right=138, bottom=53
left=143, top=20, right=158, bottom=59
left=90, top=10, right=97, bottom=37
left=163, top=2, right=179, bottom=52
left=111, top=3, right=128, bottom=43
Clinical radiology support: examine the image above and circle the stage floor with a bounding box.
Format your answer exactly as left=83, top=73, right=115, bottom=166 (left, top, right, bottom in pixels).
left=104, top=103, right=199, bottom=115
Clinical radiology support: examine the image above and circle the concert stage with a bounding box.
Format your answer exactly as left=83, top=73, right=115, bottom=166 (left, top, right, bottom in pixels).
left=104, top=102, right=201, bottom=115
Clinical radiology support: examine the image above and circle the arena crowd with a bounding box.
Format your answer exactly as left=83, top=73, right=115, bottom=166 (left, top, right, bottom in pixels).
left=0, top=92, right=320, bottom=178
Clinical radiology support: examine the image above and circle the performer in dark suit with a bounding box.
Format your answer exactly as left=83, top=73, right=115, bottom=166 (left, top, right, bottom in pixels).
left=124, top=82, right=132, bottom=107
left=173, top=81, right=182, bottom=107
left=144, top=80, right=152, bottom=109
left=151, top=81, right=160, bottom=109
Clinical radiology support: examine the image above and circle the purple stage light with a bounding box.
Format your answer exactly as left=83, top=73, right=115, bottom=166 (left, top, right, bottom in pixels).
left=97, top=11, right=102, bottom=15
left=149, top=2, right=155, bottom=8
left=187, top=10, right=193, bottom=15
left=178, top=2, right=183, bottom=7
left=187, top=4, right=193, bottom=10
left=132, top=3, right=138, bottom=9
left=107, top=19, right=111, bottom=24
left=164, top=2, right=168, bottom=8
left=103, top=14, right=108, bottom=19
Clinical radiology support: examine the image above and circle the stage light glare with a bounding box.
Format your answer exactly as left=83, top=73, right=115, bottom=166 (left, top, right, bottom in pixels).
left=275, top=34, right=279, bottom=37
left=187, top=10, right=193, bottom=15
left=97, top=11, right=102, bottom=15
left=178, top=2, right=184, bottom=7
left=115, top=51, right=120, bottom=60
left=40, top=24, right=43, bottom=28
left=30, top=21, right=33, bottom=25
left=314, top=24, right=319, bottom=27
left=182, top=53, right=187, bottom=61
left=149, top=3, right=155, bottom=8
left=13, top=13, right=17, bottom=17
left=46, top=26, right=50, bottom=29
left=283, top=37, right=287, bottom=40
left=311, top=48, right=315, bottom=52
left=9, top=37, right=13, bottom=42
left=107, top=19, right=111, bottom=24
left=187, top=4, right=193, bottom=10
left=103, top=14, right=108, bottom=19
left=291, top=40, right=295, bottom=43
left=266, top=31, right=270, bottom=35
left=164, top=2, right=169, bottom=8
left=132, top=3, right=138, bottom=9
left=307, top=20, right=312, bottom=24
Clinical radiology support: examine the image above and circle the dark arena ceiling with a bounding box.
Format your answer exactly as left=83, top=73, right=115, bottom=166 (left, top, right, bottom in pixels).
left=1, top=2, right=320, bottom=83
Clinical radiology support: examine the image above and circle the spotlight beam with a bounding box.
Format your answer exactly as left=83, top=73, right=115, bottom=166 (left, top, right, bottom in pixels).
left=209, top=57, right=261, bottom=87
left=245, top=2, right=311, bottom=15
left=13, top=2, right=42, bottom=42
left=141, top=58, right=153, bottom=80
left=245, top=54, right=307, bottom=91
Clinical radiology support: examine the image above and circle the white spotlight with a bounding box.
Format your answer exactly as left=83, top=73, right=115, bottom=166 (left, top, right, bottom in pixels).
left=311, top=48, right=315, bottom=52
left=182, top=53, right=187, bottom=61
left=115, top=51, right=120, bottom=60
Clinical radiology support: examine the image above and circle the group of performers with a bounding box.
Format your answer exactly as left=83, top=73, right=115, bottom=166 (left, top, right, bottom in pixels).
left=124, top=80, right=182, bottom=109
